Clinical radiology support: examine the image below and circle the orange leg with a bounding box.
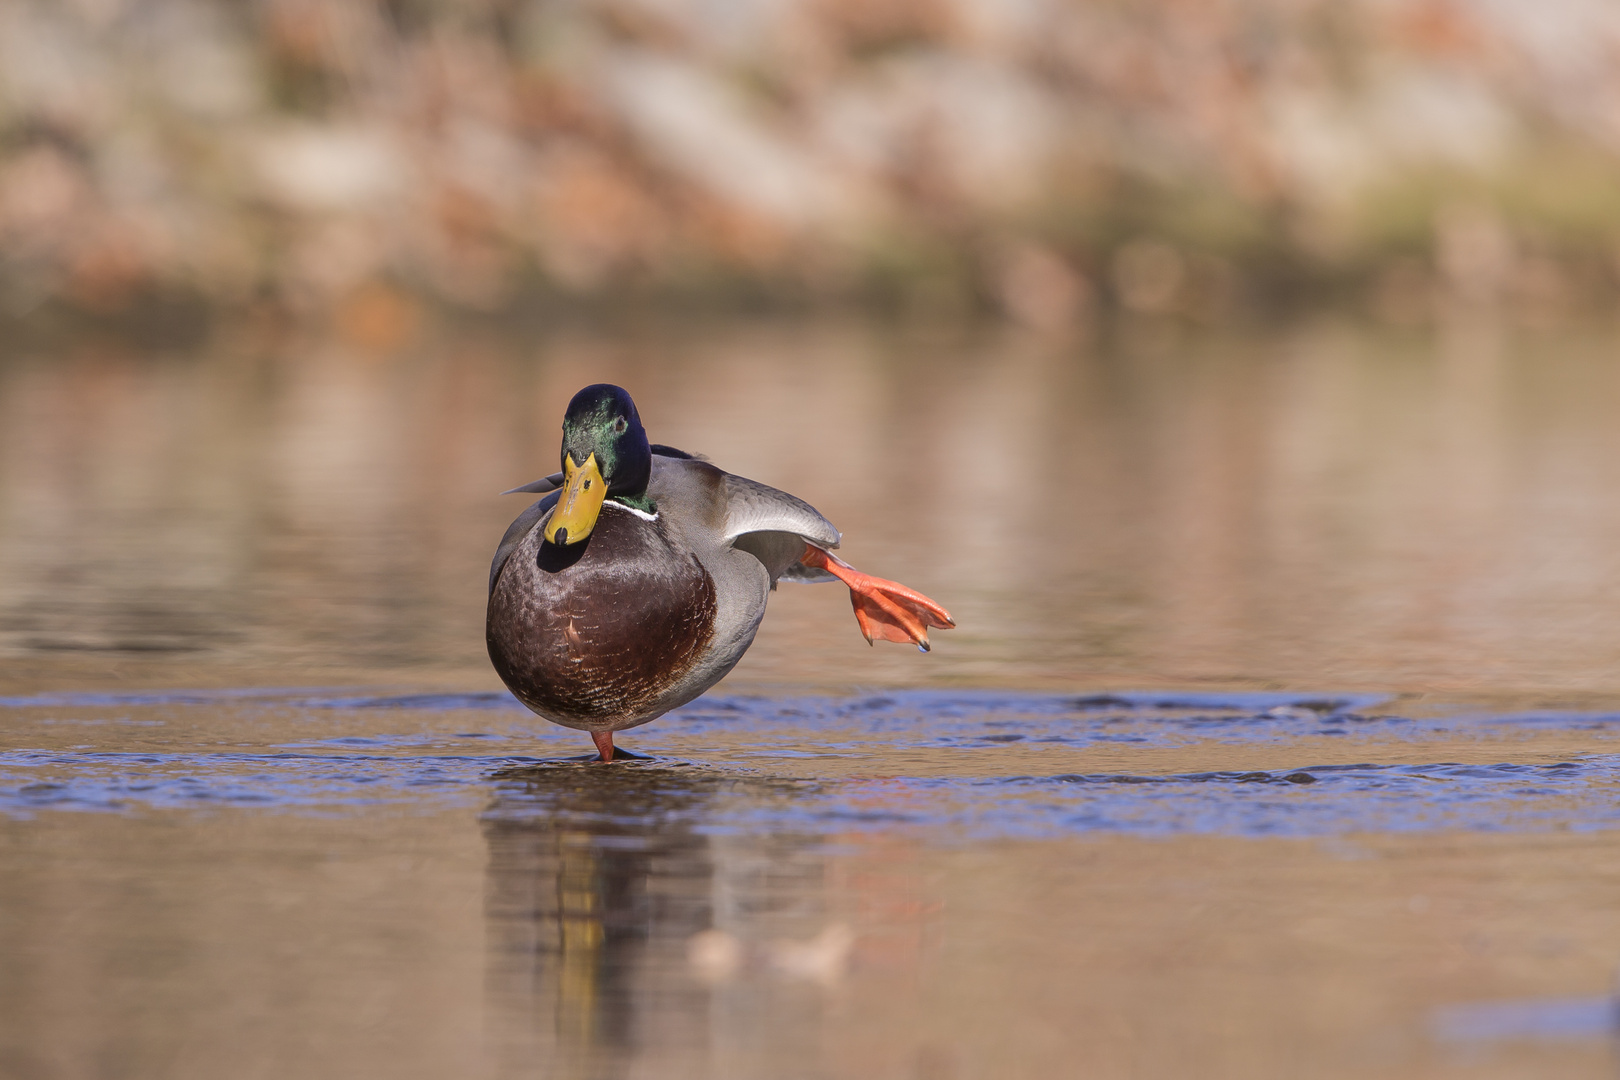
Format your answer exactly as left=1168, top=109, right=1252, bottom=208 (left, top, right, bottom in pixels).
left=801, top=544, right=955, bottom=652
left=591, top=730, right=615, bottom=762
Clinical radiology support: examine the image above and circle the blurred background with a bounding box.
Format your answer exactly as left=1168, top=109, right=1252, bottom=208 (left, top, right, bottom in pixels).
left=5, top=0, right=1620, bottom=696
left=14, top=10, right=1620, bottom=1078
left=4, top=0, right=1620, bottom=322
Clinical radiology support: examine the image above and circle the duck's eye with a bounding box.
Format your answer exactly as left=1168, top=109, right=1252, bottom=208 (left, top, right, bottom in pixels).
left=613, top=417, right=627, bottom=434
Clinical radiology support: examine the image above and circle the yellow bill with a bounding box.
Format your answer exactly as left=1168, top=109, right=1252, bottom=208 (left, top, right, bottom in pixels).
left=543, top=453, right=606, bottom=546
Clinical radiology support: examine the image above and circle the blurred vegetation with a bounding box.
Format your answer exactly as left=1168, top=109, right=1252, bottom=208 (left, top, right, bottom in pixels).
left=4, top=0, right=1620, bottom=327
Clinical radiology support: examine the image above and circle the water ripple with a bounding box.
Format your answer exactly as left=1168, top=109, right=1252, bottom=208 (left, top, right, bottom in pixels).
left=0, top=749, right=499, bottom=815
left=6, top=690, right=1620, bottom=837
left=484, top=756, right=1620, bottom=840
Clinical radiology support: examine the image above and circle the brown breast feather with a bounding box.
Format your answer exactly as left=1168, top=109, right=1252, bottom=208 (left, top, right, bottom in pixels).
left=486, top=506, right=717, bottom=727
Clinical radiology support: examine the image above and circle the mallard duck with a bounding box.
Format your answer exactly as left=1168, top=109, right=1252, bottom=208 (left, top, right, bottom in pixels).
left=487, top=384, right=954, bottom=760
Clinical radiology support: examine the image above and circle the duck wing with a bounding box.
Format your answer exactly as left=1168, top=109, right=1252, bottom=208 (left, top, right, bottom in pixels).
left=721, top=473, right=843, bottom=585
left=500, top=472, right=563, bottom=495
left=720, top=470, right=953, bottom=649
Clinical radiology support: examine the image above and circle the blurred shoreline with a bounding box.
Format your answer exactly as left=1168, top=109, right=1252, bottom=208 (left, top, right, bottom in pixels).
left=5, top=0, right=1620, bottom=330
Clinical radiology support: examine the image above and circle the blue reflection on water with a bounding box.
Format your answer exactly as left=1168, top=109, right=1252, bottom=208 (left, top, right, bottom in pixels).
left=1433, top=996, right=1618, bottom=1042
left=0, top=749, right=504, bottom=813
left=3, top=689, right=1620, bottom=838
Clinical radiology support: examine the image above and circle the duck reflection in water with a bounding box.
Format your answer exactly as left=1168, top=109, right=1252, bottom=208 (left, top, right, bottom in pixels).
left=480, top=762, right=825, bottom=1080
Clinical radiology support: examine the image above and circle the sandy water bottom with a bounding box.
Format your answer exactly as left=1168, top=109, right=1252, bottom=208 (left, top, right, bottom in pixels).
left=5, top=689, right=1620, bottom=1080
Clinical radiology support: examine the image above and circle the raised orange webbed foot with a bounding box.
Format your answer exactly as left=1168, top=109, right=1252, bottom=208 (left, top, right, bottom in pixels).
left=801, top=544, right=955, bottom=652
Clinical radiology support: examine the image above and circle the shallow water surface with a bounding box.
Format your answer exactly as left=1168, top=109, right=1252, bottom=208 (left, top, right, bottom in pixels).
left=4, top=689, right=1620, bottom=1079
left=8, top=316, right=1620, bottom=695
left=7, top=688, right=1620, bottom=838
left=8, top=316, right=1620, bottom=1078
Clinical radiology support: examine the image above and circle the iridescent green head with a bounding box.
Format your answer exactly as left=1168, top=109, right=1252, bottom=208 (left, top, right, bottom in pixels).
left=545, top=384, right=653, bottom=545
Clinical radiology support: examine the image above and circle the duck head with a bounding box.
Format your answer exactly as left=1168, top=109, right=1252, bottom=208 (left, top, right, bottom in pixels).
left=544, top=384, right=653, bottom=546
